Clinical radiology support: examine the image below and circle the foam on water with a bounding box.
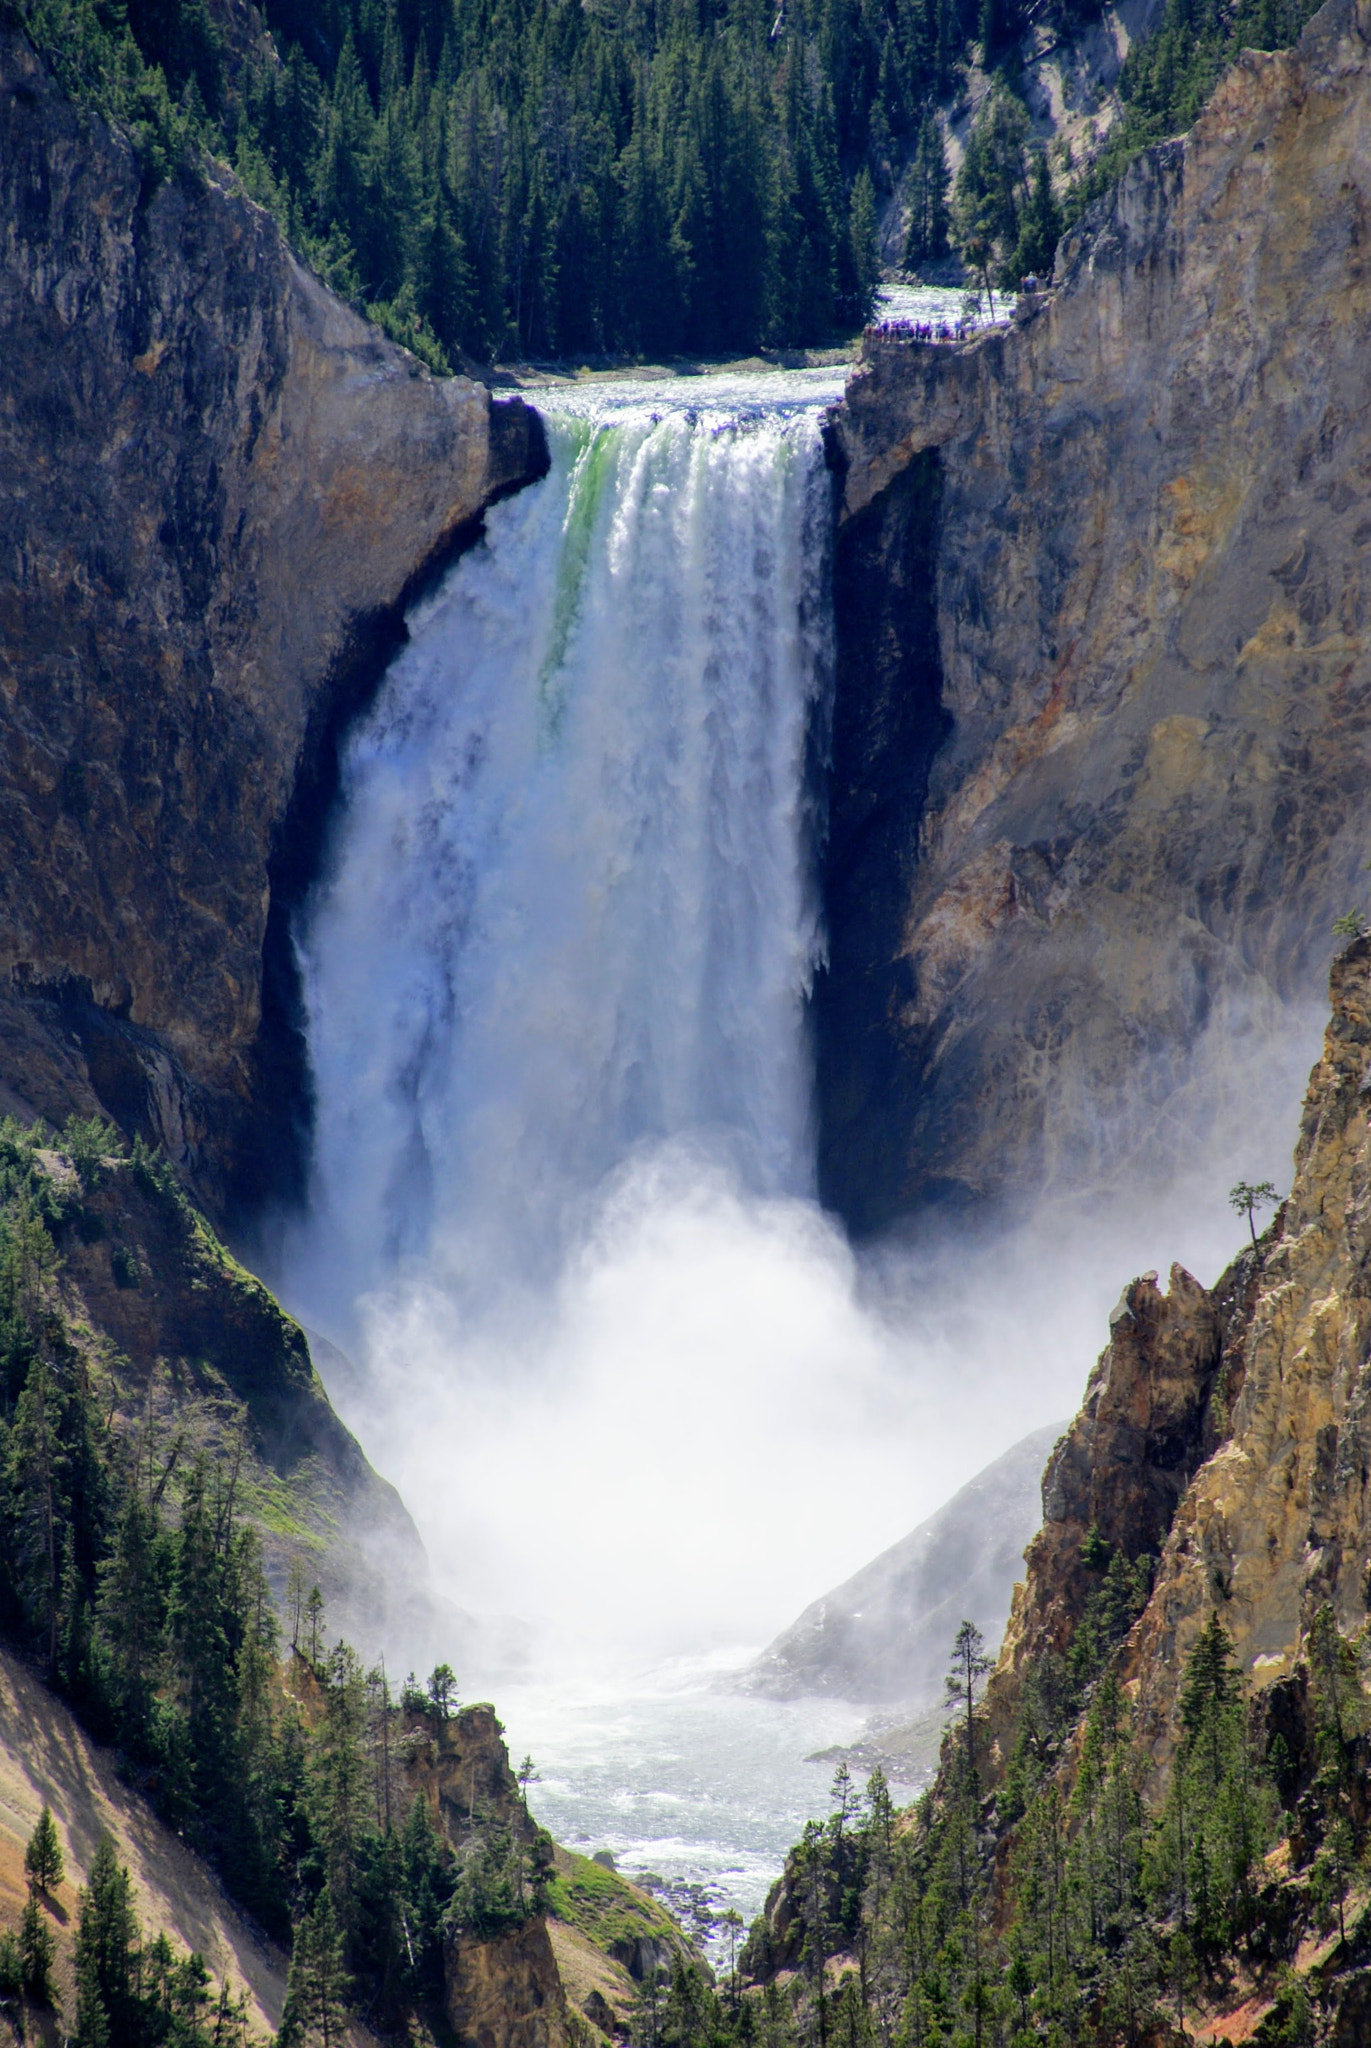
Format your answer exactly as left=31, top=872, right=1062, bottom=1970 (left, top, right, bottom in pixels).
left=495, top=1656, right=888, bottom=1945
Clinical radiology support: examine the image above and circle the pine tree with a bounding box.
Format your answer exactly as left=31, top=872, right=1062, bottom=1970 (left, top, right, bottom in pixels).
left=945, top=1620, right=992, bottom=1773
left=24, top=1803, right=64, bottom=1895
left=848, top=168, right=881, bottom=324
left=310, top=1644, right=374, bottom=1911
left=1180, top=1612, right=1240, bottom=1790
left=305, top=1584, right=326, bottom=1667
left=426, top=1662, right=457, bottom=1720
left=73, top=1938, right=112, bottom=2048
left=903, top=109, right=949, bottom=267
left=279, top=1893, right=350, bottom=2048
left=169, top=1460, right=238, bottom=1836
left=952, top=78, right=1030, bottom=293
left=75, top=1834, right=140, bottom=2043
left=98, top=1484, right=166, bottom=1745
left=19, top=1891, right=56, bottom=2003
left=1010, top=148, right=1060, bottom=283
left=7, top=1355, right=65, bottom=1672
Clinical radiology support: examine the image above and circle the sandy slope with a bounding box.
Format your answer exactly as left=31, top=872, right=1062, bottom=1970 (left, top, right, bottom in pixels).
left=0, top=1647, right=287, bottom=2035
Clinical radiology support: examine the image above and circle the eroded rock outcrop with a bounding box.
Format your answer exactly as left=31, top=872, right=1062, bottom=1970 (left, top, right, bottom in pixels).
left=980, top=935, right=1371, bottom=1785
left=821, top=0, right=1371, bottom=1233
left=397, top=1706, right=569, bottom=2048
left=1127, top=933, right=1371, bottom=1745
left=445, top=1920, right=567, bottom=2048
left=983, top=1261, right=1232, bottom=1766
left=0, top=26, right=544, bottom=1219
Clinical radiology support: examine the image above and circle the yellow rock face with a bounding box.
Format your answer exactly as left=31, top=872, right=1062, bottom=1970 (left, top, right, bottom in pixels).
left=1128, top=936, right=1371, bottom=1755
left=980, top=938, right=1371, bottom=1783
left=820, top=0, right=1371, bottom=1233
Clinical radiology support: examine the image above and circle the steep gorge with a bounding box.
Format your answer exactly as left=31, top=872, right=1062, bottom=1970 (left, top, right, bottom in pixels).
left=15, top=0, right=1371, bottom=2038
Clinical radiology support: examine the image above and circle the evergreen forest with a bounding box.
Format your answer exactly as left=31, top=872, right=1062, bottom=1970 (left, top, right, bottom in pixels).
left=629, top=1609, right=1370, bottom=2046
left=0, top=1118, right=552, bottom=2048
left=9, top=0, right=1333, bottom=369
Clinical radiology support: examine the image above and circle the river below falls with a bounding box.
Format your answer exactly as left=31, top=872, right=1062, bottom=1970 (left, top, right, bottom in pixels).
left=488, top=1654, right=928, bottom=1951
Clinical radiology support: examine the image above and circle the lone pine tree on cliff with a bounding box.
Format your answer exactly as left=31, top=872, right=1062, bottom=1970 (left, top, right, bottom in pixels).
left=946, top=1619, right=992, bottom=1771
left=24, top=1804, right=63, bottom=1896
left=1229, top=1179, right=1278, bottom=1246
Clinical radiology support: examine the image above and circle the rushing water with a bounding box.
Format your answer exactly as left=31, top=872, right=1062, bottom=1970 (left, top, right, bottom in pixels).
left=287, top=363, right=892, bottom=1921
left=284, top=358, right=1106, bottom=1930
left=293, top=372, right=842, bottom=1313
left=495, top=1656, right=890, bottom=1945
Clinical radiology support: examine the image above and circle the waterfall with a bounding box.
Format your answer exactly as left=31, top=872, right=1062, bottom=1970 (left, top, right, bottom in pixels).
left=295, top=386, right=837, bottom=1315
left=282, top=372, right=1247, bottom=1661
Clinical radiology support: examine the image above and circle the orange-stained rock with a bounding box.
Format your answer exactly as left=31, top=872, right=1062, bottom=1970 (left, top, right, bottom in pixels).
left=444, top=1919, right=569, bottom=2048
left=981, top=935, right=1371, bottom=1785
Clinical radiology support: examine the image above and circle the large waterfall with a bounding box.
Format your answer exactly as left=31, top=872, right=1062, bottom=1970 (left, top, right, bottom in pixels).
left=283, top=362, right=1280, bottom=1920
left=287, top=371, right=950, bottom=1652
left=295, top=383, right=836, bottom=1312
left=285, top=369, right=1151, bottom=1664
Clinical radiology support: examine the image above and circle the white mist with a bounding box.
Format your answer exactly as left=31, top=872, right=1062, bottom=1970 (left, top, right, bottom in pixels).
left=284, top=371, right=1320, bottom=1676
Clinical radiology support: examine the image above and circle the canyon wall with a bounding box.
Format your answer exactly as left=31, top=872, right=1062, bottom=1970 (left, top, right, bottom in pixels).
left=822, top=0, right=1371, bottom=1234
left=0, top=25, right=544, bottom=1223
left=983, top=932, right=1371, bottom=1779
left=27, top=1132, right=465, bottom=1667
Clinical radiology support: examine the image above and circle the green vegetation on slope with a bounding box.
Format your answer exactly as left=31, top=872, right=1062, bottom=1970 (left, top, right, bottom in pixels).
left=1, top=1815, right=261, bottom=2048
left=0, top=1116, right=550, bottom=2045
left=1065, top=0, right=1327, bottom=216
left=547, top=1852, right=682, bottom=1957
left=709, top=1607, right=1369, bottom=2046
left=947, top=0, right=1326, bottom=294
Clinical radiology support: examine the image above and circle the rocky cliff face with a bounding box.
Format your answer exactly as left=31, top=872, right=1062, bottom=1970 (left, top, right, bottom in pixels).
left=739, top=1422, right=1064, bottom=1708
left=822, top=0, right=1371, bottom=1234
left=396, top=1706, right=569, bottom=2048
left=0, top=25, right=544, bottom=1222
left=982, top=934, right=1371, bottom=1786
left=1126, top=933, right=1371, bottom=1750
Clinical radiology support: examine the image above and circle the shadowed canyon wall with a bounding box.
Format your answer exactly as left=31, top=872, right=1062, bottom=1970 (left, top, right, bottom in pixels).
left=822, top=0, right=1371, bottom=1235
left=0, top=24, right=544, bottom=1223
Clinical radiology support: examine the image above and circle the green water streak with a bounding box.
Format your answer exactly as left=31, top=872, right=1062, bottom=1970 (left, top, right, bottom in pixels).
left=538, top=421, right=620, bottom=744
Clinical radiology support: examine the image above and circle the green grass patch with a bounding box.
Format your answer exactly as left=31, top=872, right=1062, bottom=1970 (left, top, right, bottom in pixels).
left=547, top=1855, right=679, bottom=1952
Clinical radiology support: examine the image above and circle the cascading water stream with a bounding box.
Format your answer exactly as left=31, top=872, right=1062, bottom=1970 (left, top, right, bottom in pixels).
left=293, top=381, right=838, bottom=1317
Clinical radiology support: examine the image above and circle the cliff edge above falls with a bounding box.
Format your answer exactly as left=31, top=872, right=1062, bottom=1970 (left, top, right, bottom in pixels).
left=0, top=24, right=545, bottom=1221
left=820, top=0, right=1371, bottom=1236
